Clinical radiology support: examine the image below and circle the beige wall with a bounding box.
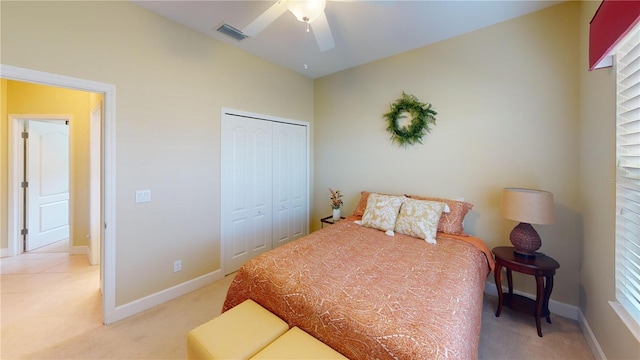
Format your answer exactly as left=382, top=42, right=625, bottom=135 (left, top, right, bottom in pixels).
left=578, top=2, right=640, bottom=358
left=315, top=2, right=581, bottom=305
left=3, top=80, right=94, bottom=249
left=0, top=1, right=314, bottom=306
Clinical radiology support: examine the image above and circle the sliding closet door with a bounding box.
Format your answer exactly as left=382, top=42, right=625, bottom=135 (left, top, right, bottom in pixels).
left=272, top=122, right=308, bottom=247
left=221, top=114, right=273, bottom=274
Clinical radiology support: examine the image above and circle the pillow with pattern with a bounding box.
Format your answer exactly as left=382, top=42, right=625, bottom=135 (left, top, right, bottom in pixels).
left=360, top=193, right=406, bottom=234
left=405, top=194, right=473, bottom=235
left=350, top=191, right=399, bottom=220
left=350, top=191, right=371, bottom=220
left=395, top=199, right=445, bottom=244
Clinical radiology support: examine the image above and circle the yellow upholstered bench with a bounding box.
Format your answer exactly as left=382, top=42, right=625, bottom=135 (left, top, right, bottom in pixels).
left=187, top=299, right=289, bottom=360
left=250, top=326, right=347, bottom=360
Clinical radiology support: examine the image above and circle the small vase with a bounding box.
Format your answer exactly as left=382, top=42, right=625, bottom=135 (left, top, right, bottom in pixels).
left=332, top=208, right=341, bottom=221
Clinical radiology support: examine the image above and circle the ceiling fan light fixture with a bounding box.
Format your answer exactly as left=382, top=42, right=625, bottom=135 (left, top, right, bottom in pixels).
left=286, top=0, right=326, bottom=23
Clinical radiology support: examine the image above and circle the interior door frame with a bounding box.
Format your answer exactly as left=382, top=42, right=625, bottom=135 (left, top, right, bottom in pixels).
left=1, top=64, right=117, bottom=324
left=9, top=116, right=72, bottom=254
left=89, top=102, right=102, bottom=267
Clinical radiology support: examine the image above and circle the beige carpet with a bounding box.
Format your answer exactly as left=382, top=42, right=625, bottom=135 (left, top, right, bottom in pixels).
left=18, top=273, right=594, bottom=360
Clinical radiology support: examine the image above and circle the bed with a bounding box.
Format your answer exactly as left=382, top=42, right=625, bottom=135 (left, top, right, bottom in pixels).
left=223, top=193, right=494, bottom=359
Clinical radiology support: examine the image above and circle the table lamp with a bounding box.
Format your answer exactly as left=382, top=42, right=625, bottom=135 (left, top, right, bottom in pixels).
left=500, top=188, right=555, bottom=257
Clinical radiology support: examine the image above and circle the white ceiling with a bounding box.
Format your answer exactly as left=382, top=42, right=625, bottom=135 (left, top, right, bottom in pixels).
left=132, top=0, right=563, bottom=79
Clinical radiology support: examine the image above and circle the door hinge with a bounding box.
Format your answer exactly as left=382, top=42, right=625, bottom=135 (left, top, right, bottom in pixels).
left=21, top=131, right=28, bottom=139
left=21, top=228, right=28, bottom=236
left=21, top=181, right=28, bottom=188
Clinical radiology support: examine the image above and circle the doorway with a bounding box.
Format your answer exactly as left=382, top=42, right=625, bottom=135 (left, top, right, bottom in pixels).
left=1, top=64, right=117, bottom=323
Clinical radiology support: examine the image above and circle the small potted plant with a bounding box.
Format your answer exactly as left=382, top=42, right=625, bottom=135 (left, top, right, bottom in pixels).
left=329, top=188, right=344, bottom=221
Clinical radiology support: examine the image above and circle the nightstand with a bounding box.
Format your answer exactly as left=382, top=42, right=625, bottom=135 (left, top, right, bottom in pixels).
left=320, top=215, right=345, bottom=228
left=492, top=246, right=560, bottom=337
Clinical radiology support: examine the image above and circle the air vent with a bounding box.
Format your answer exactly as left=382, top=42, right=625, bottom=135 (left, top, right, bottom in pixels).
left=216, top=23, right=248, bottom=41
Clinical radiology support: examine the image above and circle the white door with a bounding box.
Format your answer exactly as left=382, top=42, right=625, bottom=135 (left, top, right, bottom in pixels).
left=90, top=104, right=102, bottom=266
left=26, top=120, right=70, bottom=251
left=272, top=122, right=307, bottom=247
left=221, top=114, right=273, bottom=274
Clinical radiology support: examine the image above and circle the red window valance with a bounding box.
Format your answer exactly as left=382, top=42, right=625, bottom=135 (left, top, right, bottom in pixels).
left=589, top=0, right=640, bottom=70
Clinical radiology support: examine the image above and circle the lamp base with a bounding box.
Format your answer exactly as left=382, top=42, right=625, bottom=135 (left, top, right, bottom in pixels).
left=510, top=222, right=542, bottom=256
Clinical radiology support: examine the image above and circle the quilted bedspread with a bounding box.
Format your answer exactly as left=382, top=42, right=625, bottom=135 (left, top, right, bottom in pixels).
left=222, top=220, right=492, bottom=359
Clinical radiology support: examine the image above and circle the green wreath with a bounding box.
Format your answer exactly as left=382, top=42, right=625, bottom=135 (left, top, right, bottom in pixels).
left=383, top=92, right=437, bottom=147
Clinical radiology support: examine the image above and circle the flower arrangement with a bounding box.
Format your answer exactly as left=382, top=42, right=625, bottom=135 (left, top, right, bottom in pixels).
left=329, top=188, right=344, bottom=210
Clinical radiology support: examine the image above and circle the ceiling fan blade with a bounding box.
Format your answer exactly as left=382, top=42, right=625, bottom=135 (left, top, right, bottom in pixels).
left=311, top=11, right=335, bottom=52
left=242, top=1, right=288, bottom=37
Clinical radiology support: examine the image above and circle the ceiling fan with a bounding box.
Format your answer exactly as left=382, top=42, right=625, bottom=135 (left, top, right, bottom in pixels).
left=242, top=0, right=335, bottom=52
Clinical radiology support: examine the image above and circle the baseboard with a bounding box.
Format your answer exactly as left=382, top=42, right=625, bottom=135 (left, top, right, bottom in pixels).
left=107, top=269, right=223, bottom=324
left=70, top=245, right=89, bottom=256
left=578, top=308, right=607, bottom=360
left=0, top=247, right=11, bottom=258
left=483, top=280, right=578, bottom=320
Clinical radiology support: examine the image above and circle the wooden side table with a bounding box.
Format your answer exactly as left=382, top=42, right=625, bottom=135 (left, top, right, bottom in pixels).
left=492, top=246, right=560, bottom=337
left=320, top=215, right=345, bottom=228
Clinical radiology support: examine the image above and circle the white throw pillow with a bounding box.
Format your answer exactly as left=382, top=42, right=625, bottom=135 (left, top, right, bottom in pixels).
left=395, top=198, right=445, bottom=244
left=360, top=193, right=406, bottom=234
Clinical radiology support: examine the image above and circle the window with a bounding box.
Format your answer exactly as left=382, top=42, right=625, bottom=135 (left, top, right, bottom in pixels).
left=613, top=23, right=640, bottom=341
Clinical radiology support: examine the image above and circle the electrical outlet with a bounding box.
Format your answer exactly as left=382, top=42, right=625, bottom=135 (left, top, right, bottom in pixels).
left=173, top=260, right=182, bottom=273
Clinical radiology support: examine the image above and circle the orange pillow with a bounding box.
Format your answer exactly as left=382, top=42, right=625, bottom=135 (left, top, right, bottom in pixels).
left=350, top=191, right=371, bottom=219
left=405, top=195, right=473, bottom=236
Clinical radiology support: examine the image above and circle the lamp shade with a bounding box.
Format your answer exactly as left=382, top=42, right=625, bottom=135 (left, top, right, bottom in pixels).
left=500, top=188, right=555, bottom=225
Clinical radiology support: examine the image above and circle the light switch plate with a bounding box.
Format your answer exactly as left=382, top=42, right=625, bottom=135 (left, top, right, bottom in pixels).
left=135, top=190, right=151, bottom=203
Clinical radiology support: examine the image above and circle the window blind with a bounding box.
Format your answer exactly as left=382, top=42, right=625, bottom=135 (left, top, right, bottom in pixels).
left=616, top=26, right=640, bottom=330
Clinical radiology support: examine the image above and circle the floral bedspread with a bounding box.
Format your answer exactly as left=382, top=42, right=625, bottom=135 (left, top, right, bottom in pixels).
left=222, top=220, right=491, bottom=359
